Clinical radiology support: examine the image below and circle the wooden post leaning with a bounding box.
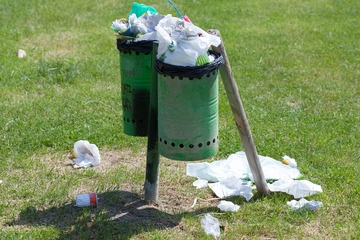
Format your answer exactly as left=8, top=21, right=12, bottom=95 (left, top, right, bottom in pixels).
left=208, top=29, right=270, bottom=196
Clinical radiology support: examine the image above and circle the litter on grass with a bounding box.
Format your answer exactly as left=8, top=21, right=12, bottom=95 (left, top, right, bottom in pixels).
left=201, top=213, right=221, bottom=238
left=187, top=151, right=322, bottom=202
left=268, top=178, right=323, bottom=199
left=217, top=200, right=240, bottom=212
left=72, top=140, right=101, bottom=168
left=208, top=176, right=253, bottom=201
left=287, top=198, right=323, bottom=211
left=186, top=151, right=301, bottom=183
left=75, top=192, right=98, bottom=208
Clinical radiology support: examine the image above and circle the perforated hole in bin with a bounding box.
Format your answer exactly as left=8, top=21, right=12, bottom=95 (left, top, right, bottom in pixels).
left=123, top=118, right=145, bottom=125
left=159, top=137, right=218, bottom=149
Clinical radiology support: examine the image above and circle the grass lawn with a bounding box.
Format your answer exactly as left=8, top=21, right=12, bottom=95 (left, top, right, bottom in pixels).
left=0, top=0, right=359, bottom=239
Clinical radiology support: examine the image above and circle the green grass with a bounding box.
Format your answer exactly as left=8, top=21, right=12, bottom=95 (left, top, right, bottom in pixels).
left=1, top=0, right=359, bottom=239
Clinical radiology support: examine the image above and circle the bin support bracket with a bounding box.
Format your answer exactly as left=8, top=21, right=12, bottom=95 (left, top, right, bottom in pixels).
left=208, top=29, right=270, bottom=196
left=144, top=43, right=160, bottom=202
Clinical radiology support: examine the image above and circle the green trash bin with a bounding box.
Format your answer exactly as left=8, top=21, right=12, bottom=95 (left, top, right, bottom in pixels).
left=155, top=51, right=224, bottom=161
left=117, top=39, right=153, bottom=136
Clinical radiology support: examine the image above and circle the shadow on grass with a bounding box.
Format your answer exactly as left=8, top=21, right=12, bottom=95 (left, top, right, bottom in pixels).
left=10, top=190, right=217, bottom=239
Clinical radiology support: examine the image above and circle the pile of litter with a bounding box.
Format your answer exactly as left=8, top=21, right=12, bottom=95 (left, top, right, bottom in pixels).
left=188, top=151, right=323, bottom=237
left=187, top=151, right=323, bottom=208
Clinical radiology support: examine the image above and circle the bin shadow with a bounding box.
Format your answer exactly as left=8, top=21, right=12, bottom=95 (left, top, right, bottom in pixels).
left=10, top=190, right=216, bottom=239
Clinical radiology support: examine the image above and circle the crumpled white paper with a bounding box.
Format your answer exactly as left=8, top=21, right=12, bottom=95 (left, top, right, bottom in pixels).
left=287, top=198, right=323, bottom=211
left=193, top=179, right=208, bottom=189
left=72, top=140, right=101, bottom=168
left=208, top=177, right=254, bottom=201
left=201, top=213, right=221, bottom=238
left=187, top=151, right=301, bottom=183
left=268, top=178, right=323, bottom=198
left=217, top=200, right=240, bottom=212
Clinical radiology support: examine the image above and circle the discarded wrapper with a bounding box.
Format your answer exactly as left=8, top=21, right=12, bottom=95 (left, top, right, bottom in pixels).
left=75, top=192, right=98, bottom=208
left=17, top=49, right=26, bottom=58
left=268, top=178, right=323, bottom=199
left=72, top=140, right=101, bottom=168
left=282, top=155, right=297, bottom=168
left=208, top=177, right=254, bottom=201
left=287, top=198, right=323, bottom=211
left=201, top=213, right=221, bottom=238
left=217, top=200, right=240, bottom=212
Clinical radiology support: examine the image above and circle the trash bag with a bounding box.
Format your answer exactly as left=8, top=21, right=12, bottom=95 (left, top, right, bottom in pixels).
left=201, top=214, right=221, bottom=238
left=156, top=50, right=224, bottom=79
left=154, top=14, right=221, bottom=67
left=117, top=39, right=153, bottom=54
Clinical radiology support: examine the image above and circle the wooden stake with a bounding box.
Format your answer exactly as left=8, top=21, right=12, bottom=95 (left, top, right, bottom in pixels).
left=209, top=29, right=270, bottom=196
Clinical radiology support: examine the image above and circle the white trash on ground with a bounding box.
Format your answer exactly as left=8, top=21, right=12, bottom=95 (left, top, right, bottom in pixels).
left=268, top=178, right=323, bottom=199
left=72, top=140, right=101, bottom=168
left=17, top=49, right=26, bottom=58
left=193, top=179, right=208, bottom=189
left=282, top=155, right=297, bottom=168
left=186, top=151, right=302, bottom=183
left=217, top=200, right=240, bottom=212
left=201, top=213, right=221, bottom=238
left=287, top=198, right=323, bottom=211
left=208, top=176, right=253, bottom=201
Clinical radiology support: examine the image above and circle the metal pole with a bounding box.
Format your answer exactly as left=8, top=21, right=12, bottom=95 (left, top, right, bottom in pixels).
left=144, top=43, right=160, bottom=201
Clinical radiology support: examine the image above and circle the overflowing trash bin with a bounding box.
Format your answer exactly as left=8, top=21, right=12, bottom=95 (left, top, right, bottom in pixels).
left=156, top=52, right=224, bottom=160
left=111, top=2, right=224, bottom=160
left=111, top=3, right=162, bottom=136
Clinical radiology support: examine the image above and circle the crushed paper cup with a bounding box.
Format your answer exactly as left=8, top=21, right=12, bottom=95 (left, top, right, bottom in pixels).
left=72, top=140, right=101, bottom=168
left=75, top=192, right=98, bottom=207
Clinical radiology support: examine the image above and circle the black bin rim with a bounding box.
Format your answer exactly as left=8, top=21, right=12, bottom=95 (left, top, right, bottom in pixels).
left=117, top=39, right=154, bottom=54
left=155, top=50, right=224, bottom=79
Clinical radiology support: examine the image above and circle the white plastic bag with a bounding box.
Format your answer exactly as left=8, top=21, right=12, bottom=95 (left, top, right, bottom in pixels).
left=217, top=200, right=240, bottom=212
left=154, top=15, right=221, bottom=66
left=73, top=140, right=101, bottom=168
left=201, top=213, right=221, bottom=238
